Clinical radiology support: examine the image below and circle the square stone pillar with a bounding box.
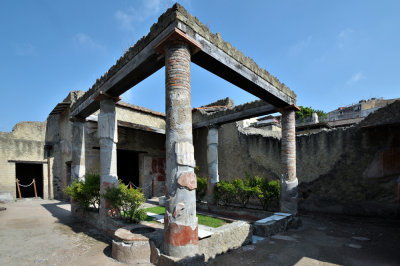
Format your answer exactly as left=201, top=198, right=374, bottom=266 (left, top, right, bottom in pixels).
left=206, top=126, right=219, bottom=203
left=280, top=109, right=298, bottom=215
left=71, top=118, right=86, bottom=181
left=155, top=28, right=202, bottom=258
left=96, top=93, right=120, bottom=223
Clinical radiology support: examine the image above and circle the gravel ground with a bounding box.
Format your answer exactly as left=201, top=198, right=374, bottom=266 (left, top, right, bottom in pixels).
left=0, top=199, right=121, bottom=266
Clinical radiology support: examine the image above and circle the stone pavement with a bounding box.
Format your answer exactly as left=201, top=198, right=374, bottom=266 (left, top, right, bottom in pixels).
left=0, top=199, right=121, bottom=266
left=208, top=212, right=400, bottom=265
left=1, top=199, right=399, bottom=265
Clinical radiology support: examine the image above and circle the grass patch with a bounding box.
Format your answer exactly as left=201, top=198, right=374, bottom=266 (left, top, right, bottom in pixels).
left=143, top=206, right=226, bottom=228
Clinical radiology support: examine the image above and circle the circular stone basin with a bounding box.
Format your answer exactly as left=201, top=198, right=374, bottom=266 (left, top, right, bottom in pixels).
left=131, top=227, right=156, bottom=234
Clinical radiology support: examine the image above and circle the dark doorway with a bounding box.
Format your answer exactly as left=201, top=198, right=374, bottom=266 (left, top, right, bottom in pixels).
left=16, top=163, right=43, bottom=198
left=117, top=149, right=139, bottom=187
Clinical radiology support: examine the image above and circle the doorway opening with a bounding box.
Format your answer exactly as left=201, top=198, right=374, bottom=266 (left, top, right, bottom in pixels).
left=15, top=163, right=43, bottom=198
left=117, top=149, right=139, bottom=187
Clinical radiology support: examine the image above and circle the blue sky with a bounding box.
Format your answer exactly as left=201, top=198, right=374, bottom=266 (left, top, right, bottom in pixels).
left=0, top=0, right=399, bottom=132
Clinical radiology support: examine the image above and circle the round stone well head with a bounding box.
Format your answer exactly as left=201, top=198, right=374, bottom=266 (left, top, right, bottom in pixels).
left=112, top=222, right=163, bottom=264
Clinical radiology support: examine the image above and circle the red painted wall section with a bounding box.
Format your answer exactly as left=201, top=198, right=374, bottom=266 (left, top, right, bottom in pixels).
left=152, top=158, right=166, bottom=181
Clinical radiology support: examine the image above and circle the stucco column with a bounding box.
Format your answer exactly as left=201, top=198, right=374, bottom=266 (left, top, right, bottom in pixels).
left=280, top=109, right=298, bottom=215
left=71, top=118, right=86, bottom=181
left=97, top=96, right=119, bottom=221
left=163, top=40, right=198, bottom=258
left=206, top=126, right=219, bottom=203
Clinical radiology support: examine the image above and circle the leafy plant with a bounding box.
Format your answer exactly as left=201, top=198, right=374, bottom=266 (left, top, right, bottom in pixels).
left=214, top=172, right=280, bottom=210
left=102, top=181, right=145, bottom=223
left=196, top=177, right=207, bottom=201
left=215, top=181, right=237, bottom=206
left=296, top=106, right=327, bottom=122
left=253, top=178, right=280, bottom=210
left=64, top=172, right=100, bottom=210
left=232, top=178, right=254, bottom=207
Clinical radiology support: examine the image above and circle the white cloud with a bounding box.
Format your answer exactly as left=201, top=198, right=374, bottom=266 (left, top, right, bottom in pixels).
left=14, top=43, right=36, bottom=56
left=288, top=35, right=312, bottom=56
left=115, top=10, right=135, bottom=31
left=346, top=72, right=365, bottom=85
left=73, top=33, right=105, bottom=51
left=114, top=0, right=168, bottom=31
left=337, top=28, right=353, bottom=48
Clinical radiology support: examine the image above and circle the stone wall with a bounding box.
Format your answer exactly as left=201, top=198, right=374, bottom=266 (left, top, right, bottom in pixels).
left=194, top=101, right=400, bottom=217
left=0, top=121, right=48, bottom=201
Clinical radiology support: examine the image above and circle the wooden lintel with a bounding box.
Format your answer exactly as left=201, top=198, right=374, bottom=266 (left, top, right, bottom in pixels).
left=117, top=120, right=166, bottom=135
left=154, top=27, right=202, bottom=55
left=176, top=21, right=296, bottom=107
left=94, top=91, right=121, bottom=102
left=70, top=22, right=178, bottom=118
left=193, top=103, right=277, bottom=129
left=8, top=160, right=47, bottom=164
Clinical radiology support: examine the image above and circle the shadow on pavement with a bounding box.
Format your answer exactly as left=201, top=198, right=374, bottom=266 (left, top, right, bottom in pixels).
left=41, top=201, right=113, bottom=257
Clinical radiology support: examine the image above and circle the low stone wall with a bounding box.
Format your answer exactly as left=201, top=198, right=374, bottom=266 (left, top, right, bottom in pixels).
left=199, top=221, right=252, bottom=261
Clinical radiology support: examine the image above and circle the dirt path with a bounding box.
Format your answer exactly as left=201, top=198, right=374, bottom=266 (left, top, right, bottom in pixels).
left=0, top=199, right=121, bottom=266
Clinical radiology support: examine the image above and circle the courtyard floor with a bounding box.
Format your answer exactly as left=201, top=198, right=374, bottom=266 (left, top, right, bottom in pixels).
left=0, top=199, right=399, bottom=265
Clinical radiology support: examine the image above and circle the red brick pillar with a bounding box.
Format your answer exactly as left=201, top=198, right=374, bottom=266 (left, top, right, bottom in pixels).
left=163, top=40, right=199, bottom=257
left=281, top=109, right=298, bottom=215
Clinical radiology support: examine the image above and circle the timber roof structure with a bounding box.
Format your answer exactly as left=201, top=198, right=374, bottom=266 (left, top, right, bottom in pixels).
left=70, top=3, right=297, bottom=121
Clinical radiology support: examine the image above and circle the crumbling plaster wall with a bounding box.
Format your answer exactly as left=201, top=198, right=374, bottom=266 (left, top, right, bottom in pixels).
left=0, top=121, right=48, bottom=201
left=194, top=101, right=400, bottom=217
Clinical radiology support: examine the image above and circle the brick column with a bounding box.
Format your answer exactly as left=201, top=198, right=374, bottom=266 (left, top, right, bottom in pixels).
left=97, top=96, right=119, bottom=224
left=71, top=118, right=86, bottom=181
left=280, top=109, right=298, bottom=215
left=206, top=126, right=219, bottom=203
left=163, top=40, right=198, bottom=257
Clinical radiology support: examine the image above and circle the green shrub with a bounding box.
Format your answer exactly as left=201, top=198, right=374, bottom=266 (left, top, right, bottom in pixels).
left=253, top=178, right=280, bottom=210
left=196, top=177, right=207, bottom=201
left=102, top=181, right=146, bottom=223
left=215, top=181, right=237, bottom=206
left=215, top=172, right=280, bottom=210
left=64, top=172, right=100, bottom=210
left=232, top=178, right=254, bottom=207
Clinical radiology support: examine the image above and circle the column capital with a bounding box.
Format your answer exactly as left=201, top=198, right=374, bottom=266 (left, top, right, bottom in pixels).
left=154, top=27, right=202, bottom=55
left=207, top=124, right=220, bottom=130
left=278, top=104, right=300, bottom=114
left=94, top=91, right=121, bottom=102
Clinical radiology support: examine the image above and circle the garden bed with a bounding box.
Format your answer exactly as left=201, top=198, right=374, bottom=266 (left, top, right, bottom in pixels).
left=143, top=206, right=227, bottom=228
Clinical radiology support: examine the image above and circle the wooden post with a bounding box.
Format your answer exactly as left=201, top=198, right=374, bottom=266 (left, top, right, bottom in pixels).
left=129, top=182, right=132, bottom=189
left=33, top=179, right=38, bottom=198
left=16, top=179, right=22, bottom=199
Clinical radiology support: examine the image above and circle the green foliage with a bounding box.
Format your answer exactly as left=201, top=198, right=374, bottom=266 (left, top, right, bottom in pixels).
left=215, top=172, right=280, bottom=210
left=232, top=178, right=254, bottom=207
left=64, top=172, right=100, bottom=210
left=196, top=177, right=207, bottom=200
left=102, top=181, right=145, bottom=223
left=144, top=206, right=165, bottom=215
left=296, top=106, right=327, bottom=122
left=194, top=166, right=207, bottom=201
left=215, top=181, right=237, bottom=206
left=252, top=178, right=280, bottom=210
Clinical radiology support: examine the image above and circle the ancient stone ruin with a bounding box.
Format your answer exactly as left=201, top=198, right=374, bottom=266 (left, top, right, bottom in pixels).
left=1, top=3, right=399, bottom=265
